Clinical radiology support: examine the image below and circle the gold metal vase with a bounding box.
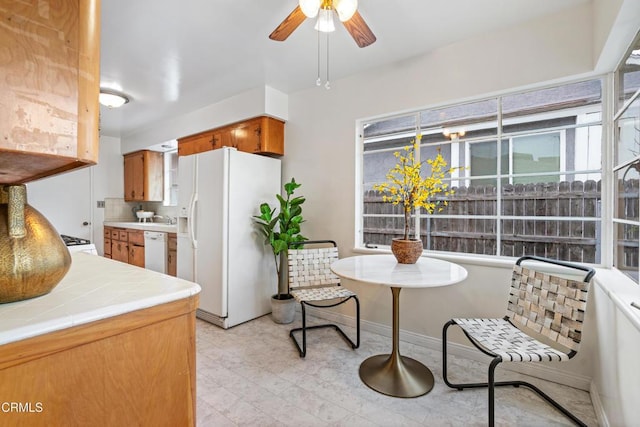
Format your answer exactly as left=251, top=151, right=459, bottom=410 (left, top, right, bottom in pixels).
left=0, top=184, right=71, bottom=303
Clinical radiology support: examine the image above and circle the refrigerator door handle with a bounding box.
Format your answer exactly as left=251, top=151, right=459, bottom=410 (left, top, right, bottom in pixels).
left=190, top=192, right=198, bottom=249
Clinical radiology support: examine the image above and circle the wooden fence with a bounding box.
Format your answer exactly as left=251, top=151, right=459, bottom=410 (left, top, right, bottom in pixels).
left=363, top=180, right=612, bottom=263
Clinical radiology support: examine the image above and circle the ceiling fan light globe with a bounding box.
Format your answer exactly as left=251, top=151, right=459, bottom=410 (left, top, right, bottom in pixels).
left=334, top=0, right=357, bottom=21
left=299, top=0, right=321, bottom=18
left=314, top=8, right=335, bottom=32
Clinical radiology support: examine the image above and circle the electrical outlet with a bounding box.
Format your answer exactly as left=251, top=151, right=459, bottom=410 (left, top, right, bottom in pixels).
left=97, top=200, right=105, bottom=208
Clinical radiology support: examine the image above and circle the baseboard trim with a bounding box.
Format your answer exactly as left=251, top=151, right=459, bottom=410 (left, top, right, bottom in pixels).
left=196, top=309, right=228, bottom=329
left=589, top=380, right=609, bottom=427
left=304, top=306, right=592, bottom=391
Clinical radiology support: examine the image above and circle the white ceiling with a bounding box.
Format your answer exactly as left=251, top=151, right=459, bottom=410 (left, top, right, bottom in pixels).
left=99, top=0, right=591, bottom=138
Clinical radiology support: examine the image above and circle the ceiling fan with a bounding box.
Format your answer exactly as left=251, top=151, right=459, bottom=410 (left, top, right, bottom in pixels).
left=269, top=0, right=377, bottom=48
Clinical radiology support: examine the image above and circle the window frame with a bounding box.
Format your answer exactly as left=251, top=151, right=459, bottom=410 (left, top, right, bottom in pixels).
left=357, top=77, right=605, bottom=264
left=613, top=90, right=640, bottom=281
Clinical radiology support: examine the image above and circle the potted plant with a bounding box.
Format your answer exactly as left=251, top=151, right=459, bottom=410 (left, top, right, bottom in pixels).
left=253, top=178, right=307, bottom=323
left=373, top=135, right=457, bottom=263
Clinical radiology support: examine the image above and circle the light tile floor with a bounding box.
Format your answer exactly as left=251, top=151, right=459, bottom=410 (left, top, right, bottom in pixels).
left=196, top=316, right=598, bottom=426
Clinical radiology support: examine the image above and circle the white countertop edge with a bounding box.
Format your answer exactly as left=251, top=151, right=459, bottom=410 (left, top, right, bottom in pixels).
left=0, top=286, right=200, bottom=346
left=0, top=316, right=75, bottom=347
left=104, top=221, right=178, bottom=233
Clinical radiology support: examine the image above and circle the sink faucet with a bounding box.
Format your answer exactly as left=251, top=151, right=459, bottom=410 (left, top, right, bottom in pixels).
left=153, top=215, right=176, bottom=225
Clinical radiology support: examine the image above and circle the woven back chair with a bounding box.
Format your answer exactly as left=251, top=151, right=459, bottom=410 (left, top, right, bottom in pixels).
left=442, top=255, right=595, bottom=426
left=288, top=240, right=360, bottom=358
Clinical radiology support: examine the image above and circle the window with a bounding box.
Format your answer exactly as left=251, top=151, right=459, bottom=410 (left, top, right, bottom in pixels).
left=360, top=79, right=603, bottom=263
left=163, top=149, right=178, bottom=207
left=468, top=132, right=564, bottom=185
left=613, top=32, right=640, bottom=282
left=468, top=140, right=508, bottom=184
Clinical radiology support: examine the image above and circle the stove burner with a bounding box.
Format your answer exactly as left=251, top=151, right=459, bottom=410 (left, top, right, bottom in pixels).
left=61, top=235, right=91, bottom=246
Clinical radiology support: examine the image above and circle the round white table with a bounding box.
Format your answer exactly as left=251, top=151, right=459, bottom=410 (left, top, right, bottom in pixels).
left=331, top=254, right=468, bottom=398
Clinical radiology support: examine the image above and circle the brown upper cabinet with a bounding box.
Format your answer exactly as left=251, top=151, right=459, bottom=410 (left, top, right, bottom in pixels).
left=124, top=151, right=164, bottom=202
left=0, top=0, right=101, bottom=184
left=178, top=116, right=284, bottom=157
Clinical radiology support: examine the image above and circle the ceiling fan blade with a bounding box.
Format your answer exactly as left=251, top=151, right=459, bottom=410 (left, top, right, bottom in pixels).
left=342, top=10, right=376, bottom=48
left=269, top=6, right=307, bottom=42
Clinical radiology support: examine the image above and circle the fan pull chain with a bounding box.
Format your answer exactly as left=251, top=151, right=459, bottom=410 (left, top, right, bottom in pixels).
left=325, top=31, right=330, bottom=90
left=315, top=28, right=330, bottom=90
left=316, top=29, right=321, bottom=86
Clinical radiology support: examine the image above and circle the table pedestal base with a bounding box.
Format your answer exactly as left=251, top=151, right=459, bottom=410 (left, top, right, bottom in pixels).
left=359, top=353, right=434, bottom=398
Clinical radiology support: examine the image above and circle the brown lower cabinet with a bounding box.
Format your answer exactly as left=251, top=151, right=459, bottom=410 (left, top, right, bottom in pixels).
left=128, top=230, right=145, bottom=268
left=104, top=226, right=145, bottom=268
left=0, top=296, right=198, bottom=426
left=168, top=233, right=177, bottom=277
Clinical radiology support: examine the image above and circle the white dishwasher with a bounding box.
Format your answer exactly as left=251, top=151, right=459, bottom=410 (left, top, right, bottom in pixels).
left=144, top=231, right=167, bottom=274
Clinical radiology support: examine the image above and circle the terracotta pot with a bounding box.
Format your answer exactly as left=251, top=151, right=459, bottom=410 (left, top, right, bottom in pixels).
left=0, top=184, right=71, bottom=303
left=391, top=238, right=423, bottom=264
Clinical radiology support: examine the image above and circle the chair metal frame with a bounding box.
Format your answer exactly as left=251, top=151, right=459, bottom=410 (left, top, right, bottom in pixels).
left=288, top=240, right=360, bottom=358
left=442, top=255, right=595, bottom=427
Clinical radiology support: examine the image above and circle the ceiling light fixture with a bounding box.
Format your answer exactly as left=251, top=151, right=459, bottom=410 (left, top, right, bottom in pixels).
left=296, top=0, right=360, bottom=90
left=99, top=89, right=129, bottom=108
left=299, top=0, right=321, bottom=18
left=333, top=0, right=357, bottom=22
left=270, top=0, right=375, bottom=48
left=314, top=8, right=335, bottom=32
left=299, top=0, right=357, bottom=22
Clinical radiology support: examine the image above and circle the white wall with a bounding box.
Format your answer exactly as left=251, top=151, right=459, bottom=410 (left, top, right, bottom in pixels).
left=283, top=3, right=598, bottom=380
left=92, top=135, right=125, bottom=254
left=27, top=166, right=92, bottom=240
left=25, top=135, right=123, bottom=255
left=26, top=135, right=124, bottom=256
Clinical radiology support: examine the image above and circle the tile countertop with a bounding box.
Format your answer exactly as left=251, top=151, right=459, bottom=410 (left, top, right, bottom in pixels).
left=104, top=221, right=178, bottom=233
left=0, top=253, right=201, bottom=346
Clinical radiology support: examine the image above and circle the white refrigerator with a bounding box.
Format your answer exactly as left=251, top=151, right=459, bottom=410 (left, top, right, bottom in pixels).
left=177, top=147, right=280, bottom=329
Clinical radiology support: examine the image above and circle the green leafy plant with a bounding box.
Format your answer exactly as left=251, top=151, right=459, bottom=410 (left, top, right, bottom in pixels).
left=253, top=178, right=307, bottom=297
